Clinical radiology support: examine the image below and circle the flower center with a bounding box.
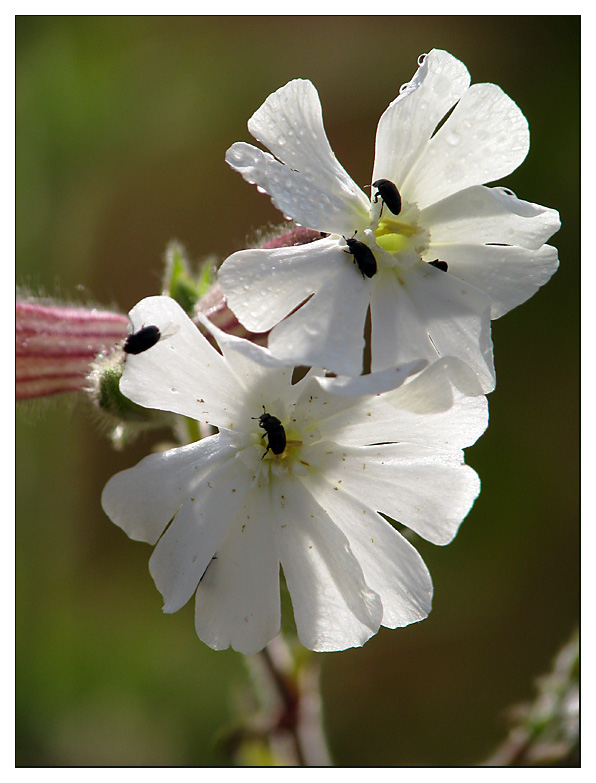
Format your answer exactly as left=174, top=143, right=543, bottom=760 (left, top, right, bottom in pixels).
left=375, top=218, right=430, bottom=262
left=247, top=408, right=311, bottom=480
left=368, top=200, right=430, bottom=259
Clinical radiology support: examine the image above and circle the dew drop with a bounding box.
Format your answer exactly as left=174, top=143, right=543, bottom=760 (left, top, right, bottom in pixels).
left=417, top=53, right=427, bottom=66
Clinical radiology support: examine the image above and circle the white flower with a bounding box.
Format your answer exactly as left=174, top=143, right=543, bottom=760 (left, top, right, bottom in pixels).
left=101, top=295, right=488, bottom=654
left=219, top=49, right=560, bottom=391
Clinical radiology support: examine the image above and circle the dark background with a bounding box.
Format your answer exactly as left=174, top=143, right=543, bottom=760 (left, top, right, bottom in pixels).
left=16, top=16, right=579, bottom=766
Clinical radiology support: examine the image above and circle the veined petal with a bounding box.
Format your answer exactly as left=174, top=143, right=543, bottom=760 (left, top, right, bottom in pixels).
left=405, top=83, right=529, bottom=209
left=277, top=479, right=383, bottom=652
left=423, top=185, right=561, bottom=250
left=121, top=296, right=242, bottom=427
left=101, top=433, right=235, bottom=545
left=266, top=255, right=372, bottom=376
left=218, top=239, right=341, bottom=333
left=194, top=484, right=280, bottom=654
left=244, top=78, right=369, bottom=223
left=304, top=470, right=433, bottom=628
left=226, top=143, right=367, bottom=236
left=373, top=49, right=471, bottom=189
left=309, top=442, right=480, bottom=546
left=149, top=453, right=254, bottom=614
left=433, top=242, right=560, bottom=319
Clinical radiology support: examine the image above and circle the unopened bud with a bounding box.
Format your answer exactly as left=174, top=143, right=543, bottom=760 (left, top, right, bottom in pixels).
left=16, top=298, right=128, bottom=401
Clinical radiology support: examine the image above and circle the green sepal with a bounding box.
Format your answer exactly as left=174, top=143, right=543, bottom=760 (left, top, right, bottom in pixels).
left=87, top=350, right=174, bottom=448
left=162, top=240, right=217, bottom=315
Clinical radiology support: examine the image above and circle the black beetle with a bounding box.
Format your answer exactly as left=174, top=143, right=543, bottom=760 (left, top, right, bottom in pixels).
left=429, top=259, right=448, bottom=272
left=343, top=236, right=377, bottom=279
left=254, top=407, right=287, bottom=458
left=372, top=178, right=402, bottom=217
left=123, top=324, right=161, bottom=355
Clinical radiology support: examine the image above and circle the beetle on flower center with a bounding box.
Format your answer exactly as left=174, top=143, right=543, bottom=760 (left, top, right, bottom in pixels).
left=254, top=407, right=287, bottom=458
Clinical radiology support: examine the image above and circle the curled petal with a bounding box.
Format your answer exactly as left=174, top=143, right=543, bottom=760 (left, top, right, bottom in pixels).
left=423, top=185, right=561, bottom=250
left=312, top=362, right=488, bottom=450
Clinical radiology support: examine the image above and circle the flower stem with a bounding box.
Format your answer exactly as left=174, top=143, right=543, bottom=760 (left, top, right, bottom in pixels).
left=247, top=635, right=332, bottom=767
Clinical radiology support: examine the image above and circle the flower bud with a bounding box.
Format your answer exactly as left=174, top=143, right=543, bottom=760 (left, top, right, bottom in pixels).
left=16, top=298, right=128, bottom=400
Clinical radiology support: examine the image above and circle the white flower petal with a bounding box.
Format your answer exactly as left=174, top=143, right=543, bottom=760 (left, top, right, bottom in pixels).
left=226, top=142, right=367, bottom=236
left=373, top=49, right=471, bottom=189
left=304, top=470, right=433, bottom=627
left=434, top=243, right=560, bottom=319
left=404, top=82, right=529, bottom=208
left=371, top=262, right=495, bottom=393
left=195, top=310, right=298, bottom=410
left=101, top=433, right=234, bottom=545
left=149, top=454, right=254, bottom=614
left=121, top=296, right=242, bottom=427
left=385, top=356, right=485, bottom=405
left=423, top=185, right=561, bottom=250
left=369, top=268, right=442, bottom=372
left=267, top=256, right=373, bottom=376
left=310, top=442, right=480, bottom=546
left=218, top=239, right=341, bottom=333
left=242, top=79, right=369, bottom=226
left=380, top=360, right=489, bottom=432
left=311, top=364, right=488, bottom=451
left=277, top=479, right=383, bottom=652
left=315, top=359, right=427, bottom=397
left=194, top=484, right=280, bottom=654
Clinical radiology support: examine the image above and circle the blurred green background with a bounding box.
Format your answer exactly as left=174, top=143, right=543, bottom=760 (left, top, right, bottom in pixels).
left=16, top=16, right=579, bottom=767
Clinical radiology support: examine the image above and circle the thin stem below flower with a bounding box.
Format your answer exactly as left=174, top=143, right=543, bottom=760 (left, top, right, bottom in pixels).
left=251, top=635, right=333, bottom=767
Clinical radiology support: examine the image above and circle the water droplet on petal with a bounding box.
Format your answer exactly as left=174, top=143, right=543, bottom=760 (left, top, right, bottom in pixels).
left=417, top=53, right=427, bottom=66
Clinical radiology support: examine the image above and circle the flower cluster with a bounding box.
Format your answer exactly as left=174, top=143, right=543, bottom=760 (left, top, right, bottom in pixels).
left=101, top=49, right=559, bottom=654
